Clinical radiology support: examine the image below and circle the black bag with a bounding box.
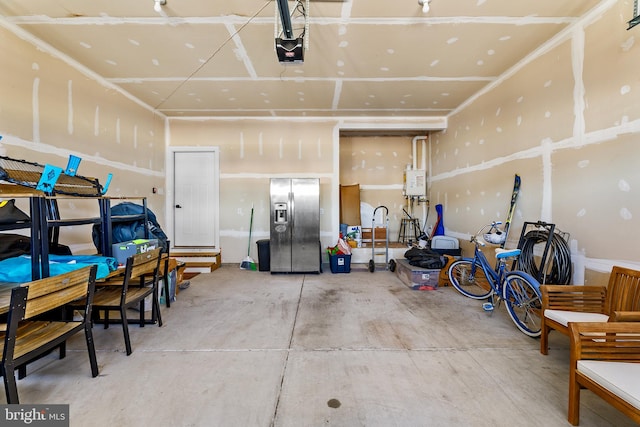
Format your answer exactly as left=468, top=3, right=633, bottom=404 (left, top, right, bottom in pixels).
left=49, top=242, right=72, bottom=255
left=0, top=234, right=31, bottom=261
left=0, top=199, right=30, bottom=224
left=404, top=246, right=447, bottom=269
left=92, top=202, right=169, bottom=253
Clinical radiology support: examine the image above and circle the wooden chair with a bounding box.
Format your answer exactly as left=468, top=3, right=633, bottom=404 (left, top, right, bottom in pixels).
left=568, top=321, right=640, bottom=425
left=540, top=265, right=640, bottom=355
left=0, top=265, right=99, bottom=404
left=610, top=311, right=640, bottom=322
left=89, top=248, right=163, bottom=356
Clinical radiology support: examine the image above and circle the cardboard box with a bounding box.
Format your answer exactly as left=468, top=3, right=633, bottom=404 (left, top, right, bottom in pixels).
left=438, top=255, right=458, bottom=287
left=395, top=258, right=439, bottom=290
left=362, top=227, right=387, bottom=240
left=339, top=184, right=361, bottom=227
left=361, top=227, right=387, bottom=247
left=167, top=257, right=178, bottom=273
left=346, top=225, right=362, bottom=248
left=112, top=239, right=158, bottom=266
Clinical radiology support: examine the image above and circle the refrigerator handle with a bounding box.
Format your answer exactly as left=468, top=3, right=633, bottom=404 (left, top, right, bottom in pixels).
left=289, top=192, right=294, bottom=230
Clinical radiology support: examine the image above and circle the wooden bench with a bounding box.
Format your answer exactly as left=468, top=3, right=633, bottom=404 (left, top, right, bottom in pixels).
left=540, top=265, right=640, bottom=355
left=0, top=265, right=99, bottom=404
left=568, top=321, right=640, bottom=425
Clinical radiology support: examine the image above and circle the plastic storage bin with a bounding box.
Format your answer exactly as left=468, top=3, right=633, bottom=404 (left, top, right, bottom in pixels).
left=431, top=235, right=461, bottom=257
left=395, top=258, right=439, bottom=290
left=329, top=254, right=351, bottom=273
left=256, top=239, right=270, bottom=271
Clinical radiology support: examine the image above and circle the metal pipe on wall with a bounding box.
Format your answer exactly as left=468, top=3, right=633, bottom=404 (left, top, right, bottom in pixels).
left=411, top=135, right=428, bottom=229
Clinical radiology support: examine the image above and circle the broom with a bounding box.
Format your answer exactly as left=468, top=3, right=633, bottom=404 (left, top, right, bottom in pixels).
left=240, top=204, right=257, bottom=270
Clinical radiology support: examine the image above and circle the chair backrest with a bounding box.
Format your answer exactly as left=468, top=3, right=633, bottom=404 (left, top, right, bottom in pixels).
left=605, top=266, right=640, bottom=314
left=123, top=247, right=163, bottom=287
left=20, top=265, right=97, bottom=320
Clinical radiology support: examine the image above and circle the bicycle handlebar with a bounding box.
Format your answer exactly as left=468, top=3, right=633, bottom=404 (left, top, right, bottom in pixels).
left=472, top=221, right=502, bottom=237
left=470, top=221, right=504, bottom=246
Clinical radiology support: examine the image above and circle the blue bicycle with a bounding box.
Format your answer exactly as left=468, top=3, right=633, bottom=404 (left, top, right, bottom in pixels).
left=447, top=222, right=543, bottom=337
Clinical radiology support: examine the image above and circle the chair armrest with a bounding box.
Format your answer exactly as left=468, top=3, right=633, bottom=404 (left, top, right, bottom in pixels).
left=541, top=285, right=606, bottom=312
left=570, top=321, right=640, bottom=363
left=570, top=322, right=640, bottom=372
left=609, top=311, right=640, bottom=322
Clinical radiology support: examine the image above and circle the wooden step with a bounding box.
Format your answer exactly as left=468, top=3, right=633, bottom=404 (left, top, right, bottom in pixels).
left=171, top=251, right=221, bottom=273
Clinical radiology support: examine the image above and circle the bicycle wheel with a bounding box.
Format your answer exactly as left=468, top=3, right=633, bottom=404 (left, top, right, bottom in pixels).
left=502, top=272, right=542, bottom=337
left=448, top=259, right=493, bottom=299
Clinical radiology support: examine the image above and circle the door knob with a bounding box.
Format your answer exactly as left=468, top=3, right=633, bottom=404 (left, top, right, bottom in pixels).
left=175, top=204, right=182, bottom=208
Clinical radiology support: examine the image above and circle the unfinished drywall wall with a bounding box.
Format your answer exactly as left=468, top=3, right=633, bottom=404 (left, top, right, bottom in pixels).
left=340, top=135, right=425, bottom=242
left=431, top=0, right=640, bottom=283
left=168, top=118, right=336, bottom=262
left=168, top=121, right=435, bottom=262
left=0, top=25, right=166, bottom=254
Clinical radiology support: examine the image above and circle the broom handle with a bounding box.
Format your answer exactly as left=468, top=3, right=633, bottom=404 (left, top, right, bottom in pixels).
left=247, top=206, right=254, bottom=256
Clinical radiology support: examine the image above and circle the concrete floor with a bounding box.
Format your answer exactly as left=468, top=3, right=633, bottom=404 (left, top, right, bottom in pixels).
left=5, top=264, right=636, bottom=427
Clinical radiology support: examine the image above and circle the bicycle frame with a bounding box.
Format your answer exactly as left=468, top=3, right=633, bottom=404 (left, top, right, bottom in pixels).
left=468, top=234, right=509, bottom=297
left=470, top=245, right=499, bottom=285
left=448, top=221, right=544, bottom=336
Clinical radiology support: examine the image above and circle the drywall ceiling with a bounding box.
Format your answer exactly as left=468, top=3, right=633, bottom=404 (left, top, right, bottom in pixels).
left=0, top=0, right=603, bottom=118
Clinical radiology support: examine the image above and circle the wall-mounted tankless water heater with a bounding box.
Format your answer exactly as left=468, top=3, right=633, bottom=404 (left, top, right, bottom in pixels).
left=404, top=169, right=426, bottom=197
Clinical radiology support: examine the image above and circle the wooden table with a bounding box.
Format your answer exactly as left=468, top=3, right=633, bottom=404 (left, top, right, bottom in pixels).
left=0, top=252, right=167, bottom=315
left=0, top=267, right=125, bottom=315
left=0, top=283, right=19, bottom=315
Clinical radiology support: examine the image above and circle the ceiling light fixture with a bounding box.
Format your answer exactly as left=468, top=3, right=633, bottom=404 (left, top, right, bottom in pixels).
left=154, top=0, right=166, bottom=13
left=418, top=0, right=431, bottom=14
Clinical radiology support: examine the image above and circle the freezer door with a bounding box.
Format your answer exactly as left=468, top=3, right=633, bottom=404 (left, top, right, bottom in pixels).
left=270, top=178, right=292, bottom=272
left=291, top=178, right=320, bottom=273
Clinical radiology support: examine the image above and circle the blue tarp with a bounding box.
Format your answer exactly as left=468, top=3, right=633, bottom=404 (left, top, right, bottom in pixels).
left=0, top=254, right=117, bottom=282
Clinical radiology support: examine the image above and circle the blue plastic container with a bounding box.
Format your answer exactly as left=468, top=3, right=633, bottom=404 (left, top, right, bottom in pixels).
left=329, top=254, right=351, bottom=273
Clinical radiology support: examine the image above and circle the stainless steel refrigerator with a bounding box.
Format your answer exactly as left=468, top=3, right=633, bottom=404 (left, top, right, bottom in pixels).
left=270, top=178, right=320, bottom=273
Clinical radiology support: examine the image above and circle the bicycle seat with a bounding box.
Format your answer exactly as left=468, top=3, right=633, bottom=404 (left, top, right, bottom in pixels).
left=495, top=248, right=521, bottom=259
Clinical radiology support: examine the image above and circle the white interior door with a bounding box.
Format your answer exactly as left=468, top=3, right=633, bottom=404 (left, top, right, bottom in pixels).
left=173, top=150, right=219, bottom=248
